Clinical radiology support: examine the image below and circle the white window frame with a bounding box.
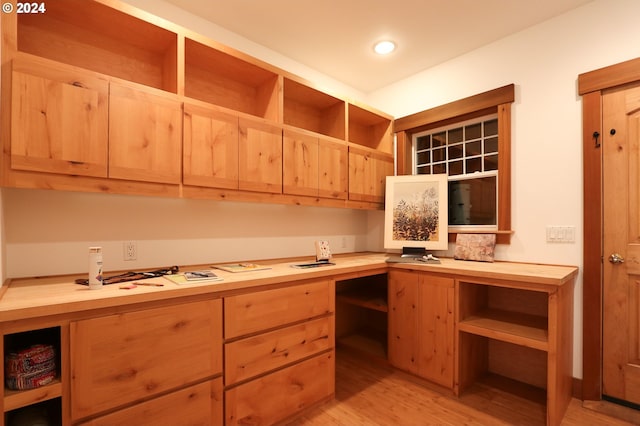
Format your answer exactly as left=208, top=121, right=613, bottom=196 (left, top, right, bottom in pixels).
left=411, top=113, right=499, bottom=230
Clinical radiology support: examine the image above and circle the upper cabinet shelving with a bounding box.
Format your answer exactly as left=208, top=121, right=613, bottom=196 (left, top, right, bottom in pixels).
left=17, top=0, right=178, bottom=93
left=283, top=77, right=346, bottom=140
left=348, top=103, right=393, bottom=154
left=2, top=0, right=394, bottom=209
left=185, top=38, right=280, bottom=121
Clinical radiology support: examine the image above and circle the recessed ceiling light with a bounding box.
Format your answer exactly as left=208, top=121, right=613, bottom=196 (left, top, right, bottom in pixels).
left=374, top=40, right=396, bottom=55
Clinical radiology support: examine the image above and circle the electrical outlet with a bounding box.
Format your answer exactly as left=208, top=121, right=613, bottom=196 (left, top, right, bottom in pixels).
left=123, top=241, right=137, bottom=261
left=341, top=236, right=347, bottom=249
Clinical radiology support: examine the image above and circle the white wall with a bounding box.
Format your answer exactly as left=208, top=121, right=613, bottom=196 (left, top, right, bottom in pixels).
left=3, top=188, right=370, bottom=277
left=366, top=0, right=640, bottom=379
left=2, top=0, right=640, bottom=380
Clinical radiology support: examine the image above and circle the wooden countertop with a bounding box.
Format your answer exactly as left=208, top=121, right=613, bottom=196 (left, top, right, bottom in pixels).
left=0, top=253, right=578, bottom=322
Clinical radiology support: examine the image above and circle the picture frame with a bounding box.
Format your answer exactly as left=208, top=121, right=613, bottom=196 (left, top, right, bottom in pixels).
left=384, top=174, right=449, bottom=251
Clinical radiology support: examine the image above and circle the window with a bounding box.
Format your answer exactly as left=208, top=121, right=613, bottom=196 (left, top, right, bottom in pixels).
left=393, top=84, right=514, bottom=243
left=413, top=114, right=498, bottom=228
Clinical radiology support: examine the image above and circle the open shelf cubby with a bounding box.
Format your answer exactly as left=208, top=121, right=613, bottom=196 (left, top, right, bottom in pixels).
left=17, top=0, right=178, bottom=92
left=336, top=274, right=388, bottom=360
left=283, top=77, right=346, bottom=140
left=348, top=103, right=393, bottom=153
left=3, top=327, right=62, bottom=414
left=185, top=38, right=280, bottom=121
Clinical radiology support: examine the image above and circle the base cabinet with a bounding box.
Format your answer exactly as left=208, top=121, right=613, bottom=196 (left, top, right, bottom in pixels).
left=80, top=378, right=223, bottom=426
left=223, top=279, right=335, bottom=425
left=388, top=270, right=455, bottom=389
left=225, top=352, right=334, bottom=426
left=70, top=299, right=222, bottom=422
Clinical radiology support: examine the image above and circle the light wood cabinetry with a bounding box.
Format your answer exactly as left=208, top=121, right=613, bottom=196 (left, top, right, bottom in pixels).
left=224, top=279, right=335, bottom=424
left=10, top=56, right=109, bottom=178
left=108, top=83, right=182, bottom=184
left=348, top=146, right=394, bottom=203
left=81, top=379, right=223, bottom=426
left=225, top=352, right=334, bottom=426
left=184, top=37, right=279, bottom=121
left=1, top=0, right=393, bottom=209
left=456, top=277, right=574, bottom=426
left=388, top=270, right=455, bottom=388
left=2, top=326, right=67, bottom=425
left=70, top=299, right=222, bottom=422
left=15, top=0, right=179, bottom=93
left=183, top=102, right=240, bottom=189
left=283, top=128, right=348, bottom=199
left=238, top=117, right=283, bottom=194
left=335, top=274, right=388, bottom=360
left=0, top=254, right=578, bottom=426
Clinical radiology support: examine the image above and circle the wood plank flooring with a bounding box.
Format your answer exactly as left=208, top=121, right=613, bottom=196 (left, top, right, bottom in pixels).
left=289, top=350, right=637, bottom=425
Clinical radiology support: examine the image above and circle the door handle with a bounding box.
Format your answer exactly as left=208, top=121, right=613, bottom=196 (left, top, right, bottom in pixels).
left=609, top=253, right=625, bottom=264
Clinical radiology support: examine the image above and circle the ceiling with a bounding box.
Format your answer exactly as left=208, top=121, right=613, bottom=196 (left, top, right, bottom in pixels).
left=164, top=0, right=593, bottom=93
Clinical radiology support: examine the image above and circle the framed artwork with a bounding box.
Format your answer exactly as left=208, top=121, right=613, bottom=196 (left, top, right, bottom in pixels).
left=384, top=174, right=449, bottom=251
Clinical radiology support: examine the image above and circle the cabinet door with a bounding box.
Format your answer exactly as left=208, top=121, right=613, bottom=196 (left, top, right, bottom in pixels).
left=10, top=58, right=108, bottom=177
left=388, top=270, right=419, bottom=374
left=238, top=117, right=282, bottom=193
left=183, top=103, right=239, bottom=189
left=70, top=299, right=222, bottom=421
left=318, top=137, right=348, bottom=200
left=418, top=274, right=455, bottom=388
left=109, top=83, right=182, bottom=184
left=283, top=129, right=319, bottom=197
left=348, top=146, right=393, bottom=203
left=81, top=379, right=223, bottom=426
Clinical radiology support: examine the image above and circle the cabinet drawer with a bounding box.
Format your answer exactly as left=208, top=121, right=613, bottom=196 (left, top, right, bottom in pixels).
left=80, top=378, right=223, bottom=426
left=224, top=279, right=333, bottom=338
left=225, top=351, right=334, bottom=426
left=70, top=299, right=222, bottom=420
left=225, top=316, right=334, bottom=385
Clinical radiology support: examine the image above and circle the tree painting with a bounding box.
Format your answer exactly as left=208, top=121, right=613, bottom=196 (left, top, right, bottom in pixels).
left=392, top=182, right=440, bottom=242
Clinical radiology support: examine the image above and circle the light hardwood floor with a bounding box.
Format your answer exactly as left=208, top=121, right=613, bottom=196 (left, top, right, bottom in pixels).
left=289, top=350, right=637, bottom=426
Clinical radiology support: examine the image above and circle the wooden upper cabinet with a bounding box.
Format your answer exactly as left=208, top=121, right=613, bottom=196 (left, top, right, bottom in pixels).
left=283, top=128, right=319, bottom=197
left=283, top=128, right=348, bottom=200
left=319, top=137, right=348, bottom=200
left=183, top=102, right=239, bottom=189
left=348, top=145, right=394, bottom=203
left=239, top=116, right=282, bottom=194
left=109, top=83, right=182, bottom=184
left=10, top=57, right=109, bottom=177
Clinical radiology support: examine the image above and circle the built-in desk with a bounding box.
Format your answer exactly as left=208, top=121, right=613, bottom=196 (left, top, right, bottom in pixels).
left=0, top=253, right=577, bottom=426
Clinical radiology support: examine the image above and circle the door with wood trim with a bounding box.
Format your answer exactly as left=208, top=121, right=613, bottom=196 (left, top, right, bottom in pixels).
left=602, top=83, right=640, bottom=406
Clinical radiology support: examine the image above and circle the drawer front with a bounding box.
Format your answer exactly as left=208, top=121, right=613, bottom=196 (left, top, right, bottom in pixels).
left=225, top=351, right=334, bottom=426
left=71, top=299, right=222, bottom=420
left=224, top=279, right=333, bottom=338
left=80, top=378, right=223, bottom=426
left=225, top=316, right=334, bottom=385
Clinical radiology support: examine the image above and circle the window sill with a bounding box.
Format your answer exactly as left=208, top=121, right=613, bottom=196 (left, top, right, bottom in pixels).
left=448, top=229, right=513, bottom=245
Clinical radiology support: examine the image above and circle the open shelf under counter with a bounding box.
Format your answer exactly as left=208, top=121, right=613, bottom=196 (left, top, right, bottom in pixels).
left=337, top=329, right=387, bottom=361
left=4, top=380, right=62, bottom=412
left=458, top=308, right=549, bottom=351
left=336, top=286, right=388, bottom=313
